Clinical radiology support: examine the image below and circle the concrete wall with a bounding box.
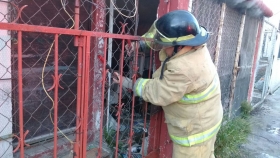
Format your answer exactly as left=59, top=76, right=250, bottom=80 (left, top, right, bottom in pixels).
left=269, top=32, right=280, bottom=93
left=0, top=2, right=13, bottom=158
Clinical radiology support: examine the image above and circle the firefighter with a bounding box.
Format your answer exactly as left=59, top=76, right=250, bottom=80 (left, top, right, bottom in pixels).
left=114, top=10, right=223, bottom=158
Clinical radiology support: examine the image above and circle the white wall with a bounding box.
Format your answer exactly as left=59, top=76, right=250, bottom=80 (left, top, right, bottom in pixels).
left=0, top=2, right=13, bottom=157
left=269, top=32, right=280, bottom=93
left=266, top=1, right=280, bottom=93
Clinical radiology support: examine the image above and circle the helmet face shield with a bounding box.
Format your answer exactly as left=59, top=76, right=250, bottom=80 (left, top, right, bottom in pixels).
left=142, top=20, right=201, bottom=51
left=142, top=21, right=175, bottom=51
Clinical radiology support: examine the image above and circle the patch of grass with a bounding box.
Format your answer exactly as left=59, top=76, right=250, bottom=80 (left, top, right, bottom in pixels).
left=104, top=128, right=116, bottom=149
left=104, top=128, right=126, bottom=153
left=240, top=101, right=252, bottom=118
left=215, top=115, right=251, bottom=158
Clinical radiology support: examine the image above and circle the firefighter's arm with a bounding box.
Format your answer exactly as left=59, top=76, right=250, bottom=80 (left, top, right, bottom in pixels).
left=133, top=65, right=193, bottom=106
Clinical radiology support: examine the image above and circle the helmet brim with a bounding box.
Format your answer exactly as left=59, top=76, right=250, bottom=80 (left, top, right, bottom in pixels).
left=154, top=26, right=210, bottom=47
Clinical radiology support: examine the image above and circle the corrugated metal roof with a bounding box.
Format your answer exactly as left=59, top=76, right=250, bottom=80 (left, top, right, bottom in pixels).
left=254, top=0, right=273, bottom=17
left=223, top=0, right=273, bottom=17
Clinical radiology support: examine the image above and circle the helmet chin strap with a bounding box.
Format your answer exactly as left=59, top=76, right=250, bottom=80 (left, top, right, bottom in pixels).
left=159, top=46, right=179, bottom=80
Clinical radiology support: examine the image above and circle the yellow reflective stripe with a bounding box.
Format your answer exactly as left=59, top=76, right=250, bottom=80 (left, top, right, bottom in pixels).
left=160, top=34, right=195, bottom=42
left=135, top=79, right=149, bottom=97
left=170, top=119, right=222, bottom=146
left=179, top=76, right=218, bottom=104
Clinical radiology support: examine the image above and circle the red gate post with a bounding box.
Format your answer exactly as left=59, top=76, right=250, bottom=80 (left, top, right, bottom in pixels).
left=82, top=36, right=91, bottom=158
left=17, top=30, right=25, bottom=158
left=147, top=1, right=190, bottom=157
left=74, top=42, right=83, bottom=158
left=89, top=0, right=107, bottom=157
left=248, top=21, right=263, bottom=101
left=98, top=38, right=108, bottom=157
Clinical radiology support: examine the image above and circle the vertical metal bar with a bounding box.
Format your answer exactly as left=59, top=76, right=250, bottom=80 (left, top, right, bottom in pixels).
left=89, top=0, right=106, bottom=145
left=17, top=31, right=24, bottom=158
left=106, top=0, right=114, bottom=131
left=146, top=53, right=161, bottom=156
left=141, top=48, right=153, bottom=157
left=128, top=42, right=139, bottom=158
left=214, top=3, right=226, bottom=68
left=248, top=20, right=263, bottom=101
left=115, top=38, right=125, bottom=158
left=74, top=43, right=83, bottom=158
left=134, top=0, right=139, bottom=36
left=229, top=14, right=246, bottom=118
left=98, top=38, right=108, bottom=158
left=80, top=39, right=86, bottom=157
left=74, top=0, right=81, bottom=154
left=82, top=36, right=91, bottom=158
left=74, top=0, right=80, bottom=46
left=53, top=34, right=59, bottom=157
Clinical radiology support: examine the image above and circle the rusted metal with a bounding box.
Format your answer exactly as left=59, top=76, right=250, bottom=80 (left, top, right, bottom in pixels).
left=214, top=3, right=226, bottom=67
left=98, top=37, right=108, bottom=158
left=229, top=14, right=246, bottom=118
left=87, top=0, right=106, bottom=151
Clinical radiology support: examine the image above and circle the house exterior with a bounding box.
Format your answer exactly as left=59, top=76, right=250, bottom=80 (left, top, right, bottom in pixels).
left=0, top=0, right=275, bottom=157
left=269, top=29, right=280, bottom=93
left=266, top=10, right=280, bottom=94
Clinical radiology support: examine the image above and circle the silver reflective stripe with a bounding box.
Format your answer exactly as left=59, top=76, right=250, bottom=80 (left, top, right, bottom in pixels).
left=136, top=79, right=149, bottom=96
left=170, top=119, right=222, bottom=146
left=179, top=76, right=218, bottom=104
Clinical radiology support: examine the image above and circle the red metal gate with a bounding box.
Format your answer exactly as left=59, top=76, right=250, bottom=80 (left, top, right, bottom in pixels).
left=0, top=0, right=191, bottom=157
left=0, top=1, right=154, bottom=157
left=0, top=19, right=154, bottom=158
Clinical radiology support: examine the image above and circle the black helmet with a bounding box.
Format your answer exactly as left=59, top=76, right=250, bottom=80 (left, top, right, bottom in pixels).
left=154, top=10, right=209, bottom=47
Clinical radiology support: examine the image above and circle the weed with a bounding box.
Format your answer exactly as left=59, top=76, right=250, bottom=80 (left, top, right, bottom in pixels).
left=104, top=128, right=126, bottom=154
left=215, top=115, right=251, bottom=158
left=240, top=101, right=252, bottom=118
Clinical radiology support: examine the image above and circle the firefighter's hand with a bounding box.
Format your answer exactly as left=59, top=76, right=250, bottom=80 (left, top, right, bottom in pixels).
left=113, top=72, right=133, bottom=89
left=113, top=72, right=121, bottom=84
left=125, top=42, right=138, bottom=57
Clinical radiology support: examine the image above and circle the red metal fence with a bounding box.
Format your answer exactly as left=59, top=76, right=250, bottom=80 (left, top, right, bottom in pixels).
left=0, top=0, right=164, bottom=157
left=0, top=19, right=155, bottom=158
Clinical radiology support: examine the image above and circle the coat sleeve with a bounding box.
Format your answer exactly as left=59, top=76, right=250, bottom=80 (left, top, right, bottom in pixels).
left=134, top=64, right=193, bottom=106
